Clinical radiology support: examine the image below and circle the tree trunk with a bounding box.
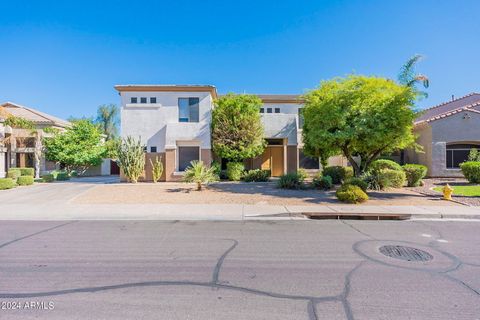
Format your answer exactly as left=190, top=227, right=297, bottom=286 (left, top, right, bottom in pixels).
left=34, top=132, right=42, bottom=179
left=196, top=181, right=202, bottom=191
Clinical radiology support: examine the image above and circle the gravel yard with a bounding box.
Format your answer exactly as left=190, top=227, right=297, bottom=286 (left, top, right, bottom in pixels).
left=73, top=181, right=458, bottom=206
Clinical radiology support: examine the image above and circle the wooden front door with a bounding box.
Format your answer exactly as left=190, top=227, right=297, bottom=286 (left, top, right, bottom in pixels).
left=261, top=147, right=284, bottom=177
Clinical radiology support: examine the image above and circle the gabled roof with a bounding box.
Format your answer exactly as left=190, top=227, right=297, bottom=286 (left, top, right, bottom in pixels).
left=0, top=102, right=70, bottom=128
left=415, top=93, right=480, bottom=125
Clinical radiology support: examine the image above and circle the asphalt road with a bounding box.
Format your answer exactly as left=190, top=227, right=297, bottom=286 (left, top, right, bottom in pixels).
left=0, top=220, right=479, bottom=320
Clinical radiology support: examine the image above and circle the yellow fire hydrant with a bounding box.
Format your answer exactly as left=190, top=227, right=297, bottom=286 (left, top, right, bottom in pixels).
left=442, top=184, right=453, bottom=201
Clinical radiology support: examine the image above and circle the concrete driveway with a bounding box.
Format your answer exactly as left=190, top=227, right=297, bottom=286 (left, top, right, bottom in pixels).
left=0, top=220, right=478, bottom=319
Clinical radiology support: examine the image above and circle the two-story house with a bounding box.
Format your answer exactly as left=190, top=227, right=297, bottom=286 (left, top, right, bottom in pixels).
left=116, top=84, right=344, bottom=181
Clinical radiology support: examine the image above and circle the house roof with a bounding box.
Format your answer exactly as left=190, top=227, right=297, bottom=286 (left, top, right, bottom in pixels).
left=114, top=84, right=218, bottom=99
left=218, top=94, right=304, bottom=104
left=0, top=102, right=70, bottom=128
left=415, top=92, right=480, bottom=125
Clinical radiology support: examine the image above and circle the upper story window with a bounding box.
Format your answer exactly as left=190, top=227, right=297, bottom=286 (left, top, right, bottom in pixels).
left=131, top=97, right=138, bottom=103
left=150, top=97, right=157, bottom=104
left=267, top=108, right=272, bottom=114
left=140, top=97, right=147, bottom=104
left=178, top=98, right=200, bottom=123
left=150, top=146, right=157, bottom=153
left=274, top=108, right=280, bottom=113
left=260, top=108, right=264, bottom=113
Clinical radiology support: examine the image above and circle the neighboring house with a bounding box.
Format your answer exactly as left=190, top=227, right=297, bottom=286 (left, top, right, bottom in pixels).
left=406, top=93, right=480, bottom=177
left=0, top=102, right=113, bottom=178
left=0, top=102, right=70, bottom=178
left=116, top=84, right=346, bottom=181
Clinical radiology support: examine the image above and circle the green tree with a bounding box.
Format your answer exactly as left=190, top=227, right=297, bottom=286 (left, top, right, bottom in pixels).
left=43, top=120, right=106, bottom=174
left=211, top=94, right=265, bottom=175
left=95, top=104, right=119, bottom=140
left=302, top=75, right=417, bottom=177
left=398, top=54, right=429, bottom=98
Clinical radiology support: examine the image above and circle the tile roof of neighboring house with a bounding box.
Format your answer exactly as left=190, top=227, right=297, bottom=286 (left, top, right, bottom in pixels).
left=415, top=93, right=480, bottom=125
left=0, top=102, right=70, bottom=128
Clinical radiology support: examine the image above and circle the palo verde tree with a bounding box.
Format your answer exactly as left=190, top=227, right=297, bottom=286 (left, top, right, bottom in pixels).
left=211, top=94, right=265, bottom=175
left=302, top=75, right=418, bottom=177
left=43, top=119, right=106, bottom=174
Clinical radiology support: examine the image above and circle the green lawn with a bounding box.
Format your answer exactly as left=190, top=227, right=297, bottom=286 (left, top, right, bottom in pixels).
left=433, top=185, right=480, bottom=197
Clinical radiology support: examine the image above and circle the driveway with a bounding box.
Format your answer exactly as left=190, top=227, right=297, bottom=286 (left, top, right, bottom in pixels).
left=0, top=220, right=479, bottom=319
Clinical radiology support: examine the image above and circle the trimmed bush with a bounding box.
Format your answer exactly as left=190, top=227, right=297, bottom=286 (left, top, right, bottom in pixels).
left=322, top=166, right=353, bottom=184
left=17, top=175, right=34, bottom=186
left=0, top=178, right=16, bottom=190
left=226, top=162, right=244, bottom=181
left=402, top=164, right=428, bottom=187
left=336, top=184, right=369, bottom=204
left=7, top=168, right=21, bottom=180
left=378, top=169, right=406, bottom=189
left=278, top=172, right=305, bottom=189
left=210, top=161, right=222, bottom=179
left=313, top=174, right=333, bottom=190
left=344, top=177, right=368, bottom=192
left=242, top=169, right=270, bottom=182
left=297, top=168, right=308, bottom=181
left=56, top=172, right=70, bottom=181
left=460, top=161, right=480, bottom=183
left=370, top=159, right=402, bottom=172
left=18, top=167, right=34, bottom=177
left=41, top=174, right=55, bottom=183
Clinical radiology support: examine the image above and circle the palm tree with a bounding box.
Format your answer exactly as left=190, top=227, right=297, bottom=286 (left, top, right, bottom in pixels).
left=96, top=104, right=119, bottom=140
left=398, top=54, right=430, bottom=98
left=183, top=160, right=218, bottom=191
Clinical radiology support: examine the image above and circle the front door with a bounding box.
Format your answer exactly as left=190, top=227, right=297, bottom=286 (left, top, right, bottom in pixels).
left=261, top=147, right=284, bottom=177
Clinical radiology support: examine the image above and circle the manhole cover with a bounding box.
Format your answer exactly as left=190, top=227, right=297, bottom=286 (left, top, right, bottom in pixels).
left=379, top=245, right=433, bottom=262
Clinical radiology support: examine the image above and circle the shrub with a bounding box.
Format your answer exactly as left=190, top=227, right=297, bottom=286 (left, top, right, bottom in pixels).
left=344, top=177, right=368, bottom=192
left=117, top=136, right=145, bottom=183
left=210, top=161, right=222, bottom=179
left=17, top=175, right=34, bottom=186
left=149, top=156, right=164, bottom=183
left=0, top=178, right=16, bottom=190
left=226, top=162, right=244, bottom=181
left=402, top=164, right=428, bottom=187
left=313, top=174, right=333, bottom=190
left=7, top=168, right=21, bottom=180
left=468, top=148, right=480, bottom=162
left=297, top=168, right=308, bottom=181
left=460, top=161, right=480, bottom=183
left=336, top=184, right=369, bottom=204
left=322, top=166, right=353, bottom=184
left=361, top=172, right=381, bottom=191
left=370, top=159, right=402, bottom=172
left=41, top=174, right=55, bottom=183
left=378, top=169, right=406, bottom=189
left=56, top=172, right=70, bottom=181
left=277, top=172, right=305, bottom=189
left=183, top=160, right=218, bottom=190
left=242, top=169, right=270, bottom=182
left=18, top=167, right=34, bottom=176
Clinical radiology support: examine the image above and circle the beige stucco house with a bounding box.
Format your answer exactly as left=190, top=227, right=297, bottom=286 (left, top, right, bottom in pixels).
left=0, top=102, right=71, bottom=178
left=406, top=93, right=480, bottom=177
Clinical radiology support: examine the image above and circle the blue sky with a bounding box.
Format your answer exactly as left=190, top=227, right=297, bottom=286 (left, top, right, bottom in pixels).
left=1, top=0, right=479, bottom=120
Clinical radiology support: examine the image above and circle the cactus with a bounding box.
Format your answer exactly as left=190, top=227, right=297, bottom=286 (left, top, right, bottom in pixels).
left=117, top=136, right=145, bottom=183
left=149, top=156, right=164, bottom=183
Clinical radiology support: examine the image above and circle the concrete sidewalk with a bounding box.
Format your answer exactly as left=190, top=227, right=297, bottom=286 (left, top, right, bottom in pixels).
left=1, top=203, right=480, bottom=220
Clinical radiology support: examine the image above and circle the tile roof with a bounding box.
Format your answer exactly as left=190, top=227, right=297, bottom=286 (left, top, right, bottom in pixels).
left=0, top=102, right=70, bottom=128
left=415, top=93, right=480, bottom=124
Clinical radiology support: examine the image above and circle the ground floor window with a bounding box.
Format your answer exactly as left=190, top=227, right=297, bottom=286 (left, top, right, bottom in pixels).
left=299, top=149, right=319, bottom=169
left=15, top=152, right=34, bottom=168
left=178, top=146, right=200, bottom=171
left=446, top=144, right=479, bottom=168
